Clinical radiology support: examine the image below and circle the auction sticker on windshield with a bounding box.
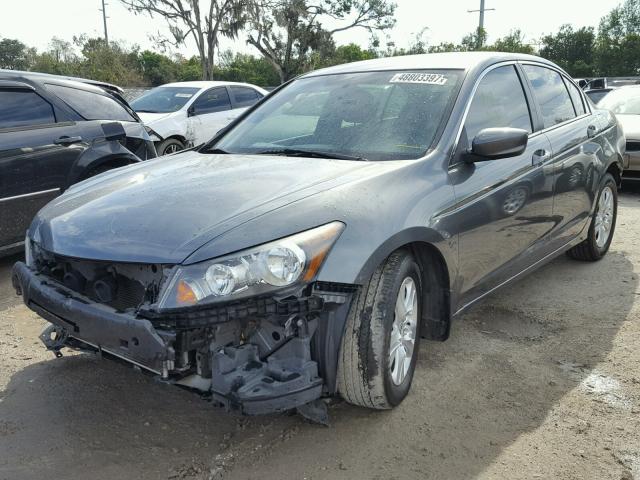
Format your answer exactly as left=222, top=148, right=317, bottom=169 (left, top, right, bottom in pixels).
left=390, top=73, right=448, bottom=85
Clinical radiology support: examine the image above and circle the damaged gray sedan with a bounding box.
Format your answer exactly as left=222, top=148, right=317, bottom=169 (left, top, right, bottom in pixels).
left=13, top=52, right=625, bottom=417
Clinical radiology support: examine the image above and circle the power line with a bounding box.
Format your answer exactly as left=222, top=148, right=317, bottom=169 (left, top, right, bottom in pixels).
left=99, top=0, right=109, bottom=46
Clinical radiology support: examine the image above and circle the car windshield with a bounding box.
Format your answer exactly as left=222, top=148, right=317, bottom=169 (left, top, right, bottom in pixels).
left=213, top=70, right=463, bottom=161
left=130, top=86, right=200, bottom=113
left=598, top=87, right=640, bottom=114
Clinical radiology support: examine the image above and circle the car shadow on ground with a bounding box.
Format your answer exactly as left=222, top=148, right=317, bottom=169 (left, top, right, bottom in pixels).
left=1, top=220, right=637, bottom=479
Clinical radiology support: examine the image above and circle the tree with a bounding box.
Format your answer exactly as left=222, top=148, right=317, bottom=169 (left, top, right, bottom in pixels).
left=72, top=36, right=145, bottom=85
left=321, top=43, right=376, bottom=66
left=539, top=25, right=596, bottom=77
left=0, top=38, right=35, bottom=70
left=139, top=50, right=179, bottom=85
left=120, top=0, right=248, bottom=80
left=216, top=49, right=280, bottom=85
left=596, top=0, right=640, bottom=76
left=491, top=29, right=534, bottom=54
left=247, top=0, right=396, bottom=83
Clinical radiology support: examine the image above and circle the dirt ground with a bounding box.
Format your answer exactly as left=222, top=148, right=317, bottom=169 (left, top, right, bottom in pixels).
left=1, top=190, right=640, bottom=480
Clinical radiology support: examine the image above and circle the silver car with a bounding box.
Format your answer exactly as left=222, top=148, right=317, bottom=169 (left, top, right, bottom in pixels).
left=598, top=85, right=640, bottom=175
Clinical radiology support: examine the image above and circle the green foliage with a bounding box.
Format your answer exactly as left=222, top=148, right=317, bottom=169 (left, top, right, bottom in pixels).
left=595, top=0, right=640, bottom=75
left=319, top=43, right=377, bottom=67
left=540, top=25, right=596, bottom=76
left=491, top=30, right=535, bottom=54
left=0, top=38, right=35, bottom=70
left=139, top=50, right=179, bottom=85
left=215, top=50, right=280, bottom=86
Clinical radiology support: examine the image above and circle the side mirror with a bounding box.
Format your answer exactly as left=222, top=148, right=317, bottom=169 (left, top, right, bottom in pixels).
left=101, top=122, right=127, bottom=142
left=469, top=128, right=529, bottom=161
left=187, top=105, right=196, bottom=117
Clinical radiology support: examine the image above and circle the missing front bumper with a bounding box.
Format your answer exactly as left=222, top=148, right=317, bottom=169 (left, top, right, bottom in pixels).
left=12, top=261, right=328, bottom=414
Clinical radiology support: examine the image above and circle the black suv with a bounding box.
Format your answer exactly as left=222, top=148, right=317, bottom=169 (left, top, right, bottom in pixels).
left=0, top=70, right=157, bottom=256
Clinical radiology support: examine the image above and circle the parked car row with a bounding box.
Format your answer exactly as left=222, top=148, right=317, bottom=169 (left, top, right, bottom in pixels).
left=9, top=52, right=627, bottom=420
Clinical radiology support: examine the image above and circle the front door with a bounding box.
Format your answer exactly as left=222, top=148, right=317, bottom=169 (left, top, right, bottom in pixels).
left=0, top=88, right=85, bottom=251
left=187, top=87, right=233, bottom=145
left=449, top=64, right=555, bottom=306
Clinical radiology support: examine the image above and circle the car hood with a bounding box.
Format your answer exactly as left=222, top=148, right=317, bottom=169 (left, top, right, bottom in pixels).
left=30, top=151, right=390, bottom=264
left=137, top=111, right=174, bottom=124
left=616, top=114, right=640, bottom=140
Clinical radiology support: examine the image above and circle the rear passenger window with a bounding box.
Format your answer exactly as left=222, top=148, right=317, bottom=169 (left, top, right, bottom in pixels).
left=464, top=65, right=532, bottom=145
left=230, top=86, right=262, bottom=108
left=522, top=65, right=576, bottom=128
left=46, top=83, right=135, bottom=122
left=0, top=90, right=55, bottom=129
left=564, top=78, right=587, bottom=116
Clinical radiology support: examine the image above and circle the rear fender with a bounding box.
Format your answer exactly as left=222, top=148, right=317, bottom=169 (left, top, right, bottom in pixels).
left=66, top=140, right=141, bottom=188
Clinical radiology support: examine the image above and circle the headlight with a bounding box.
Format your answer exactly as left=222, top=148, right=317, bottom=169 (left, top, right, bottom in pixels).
left=157, top=222, right=344, bottom=310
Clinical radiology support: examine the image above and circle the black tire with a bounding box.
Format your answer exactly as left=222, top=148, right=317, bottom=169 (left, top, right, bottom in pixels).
left=337, top=250, right=422, bottom=409
left=567, top=173, right=617, bottom=261
left=156, top=138, right=185, bottom=156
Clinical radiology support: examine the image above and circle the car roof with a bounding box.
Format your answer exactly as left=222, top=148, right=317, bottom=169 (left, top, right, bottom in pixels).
left=301, top=51, right=561, bottom=78
left=159, top=81, right=266, bottom=91
left=0, top=69, right=123, bottom=93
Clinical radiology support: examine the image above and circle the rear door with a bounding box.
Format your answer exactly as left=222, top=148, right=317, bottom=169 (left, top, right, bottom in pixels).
left=187, top=87, right=233, bottom=145
left=521, top=64, right=598, bottom=247
left=449, top=64, right=555, bottom=304
left=228, top=86, right=264, bottom=120
left=0, top=86, right=85, bottom=251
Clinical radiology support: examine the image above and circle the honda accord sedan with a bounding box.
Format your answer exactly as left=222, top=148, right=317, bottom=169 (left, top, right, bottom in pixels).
left=13, top=52, right=624, bottom=417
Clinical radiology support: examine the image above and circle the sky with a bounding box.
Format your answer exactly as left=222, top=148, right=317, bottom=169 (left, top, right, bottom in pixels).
left=0, top=0, right=626, bottom=58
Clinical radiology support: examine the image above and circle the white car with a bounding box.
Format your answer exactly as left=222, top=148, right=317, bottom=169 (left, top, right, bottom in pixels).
left=131, top=81, right=268, bottom=155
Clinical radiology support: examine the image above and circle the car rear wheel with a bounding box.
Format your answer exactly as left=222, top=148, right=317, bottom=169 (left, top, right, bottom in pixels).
left=156, top=138, right=185, bottom=156
left=337, top=250, right=422, bottom=409
left=567, top=173, right=617, bottom=261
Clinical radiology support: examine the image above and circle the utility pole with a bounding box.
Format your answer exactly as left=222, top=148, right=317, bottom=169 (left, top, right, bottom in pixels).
left=468, top=0, right=495, bottom=47
left=100, top=0, right=109, bottom=46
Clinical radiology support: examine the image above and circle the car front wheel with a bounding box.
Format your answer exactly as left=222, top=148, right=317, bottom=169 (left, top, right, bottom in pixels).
left=156, top=138, right=185, bottom=156
left=567, top=172, right=617, bottom=261
left=338, top=250, right=422, bottom=409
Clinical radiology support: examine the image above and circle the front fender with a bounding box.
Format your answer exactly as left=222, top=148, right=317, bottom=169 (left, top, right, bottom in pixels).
left=351, top=226, right=455, bottom=286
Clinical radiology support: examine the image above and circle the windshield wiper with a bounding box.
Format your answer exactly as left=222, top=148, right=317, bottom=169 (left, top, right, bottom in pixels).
left=254, top=148, right=368, bottom=161
left=208, top=148, right=230, bottom=154
left=134, top=109, right=161, bottom=113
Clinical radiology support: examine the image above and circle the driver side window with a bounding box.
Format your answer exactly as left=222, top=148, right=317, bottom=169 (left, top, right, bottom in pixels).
left=464, top=65, right=533, bottom=146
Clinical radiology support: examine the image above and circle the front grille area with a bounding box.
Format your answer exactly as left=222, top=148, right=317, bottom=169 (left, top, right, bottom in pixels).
left=626, top=141, right=640, bottom=152
left=34, top=251, right=165, bottom=312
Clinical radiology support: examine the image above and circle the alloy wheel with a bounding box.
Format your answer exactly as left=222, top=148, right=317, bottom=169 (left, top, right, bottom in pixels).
left=389, top=277, right=418, bottom=386
left=594, top=185, right=614, bottom=248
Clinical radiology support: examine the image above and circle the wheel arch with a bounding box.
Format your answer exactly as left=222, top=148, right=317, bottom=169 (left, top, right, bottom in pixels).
left=353, top=229, right=455, bottom=342
left=161, top=134, right=187, bottom=144
left=66, top=147, right=141, bottom=188
left=606, top=160, right=622, bottom=187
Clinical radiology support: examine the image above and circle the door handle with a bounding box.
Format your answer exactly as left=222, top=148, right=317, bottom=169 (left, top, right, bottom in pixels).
left=587, top=124, right=597, bottom=138
left=532, top=149, right=550, bottom=166
left=54, top=136, right=83, bottom=146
